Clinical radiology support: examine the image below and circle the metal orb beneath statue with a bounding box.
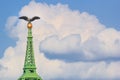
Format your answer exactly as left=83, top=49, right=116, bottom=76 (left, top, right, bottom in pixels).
left=27, top=23, right=32, bottom=29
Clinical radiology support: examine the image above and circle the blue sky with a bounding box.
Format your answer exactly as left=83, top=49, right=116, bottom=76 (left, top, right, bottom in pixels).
left=0, top=0, right=120, bottom=58
left=0, top=0, right=120, bottom=80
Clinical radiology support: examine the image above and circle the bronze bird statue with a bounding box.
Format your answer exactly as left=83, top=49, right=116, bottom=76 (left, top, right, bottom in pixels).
left=19, top=16, right=40, bottom=28
left=19, top=16, right=40, bottom=22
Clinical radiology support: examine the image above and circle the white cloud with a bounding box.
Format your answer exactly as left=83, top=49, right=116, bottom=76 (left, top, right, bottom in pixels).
left=0, top=1, right=120, bottom=80
left=40, top=34, right=81, bottom=54
left=83, top=28, right=120, bottom=60
left=40, top=29, right=120, bottom=61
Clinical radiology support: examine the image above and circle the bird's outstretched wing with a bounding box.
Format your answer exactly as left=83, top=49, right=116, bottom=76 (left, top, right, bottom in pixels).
left=30, top=16, right=40, bottom=22
left=19, top=16, right=29, bottom=21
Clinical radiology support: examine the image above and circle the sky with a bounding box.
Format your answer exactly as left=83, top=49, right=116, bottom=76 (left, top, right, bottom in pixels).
left=0, top=0, right=120, bottom=80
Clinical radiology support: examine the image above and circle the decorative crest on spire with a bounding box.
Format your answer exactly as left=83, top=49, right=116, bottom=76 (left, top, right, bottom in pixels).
left=19, top=16, right=40, bottom=29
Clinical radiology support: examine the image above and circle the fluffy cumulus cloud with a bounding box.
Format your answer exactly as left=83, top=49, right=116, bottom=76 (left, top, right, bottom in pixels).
left=40, top=34, right=83, bottom=62
left=0, top=1, right=120, bottom=80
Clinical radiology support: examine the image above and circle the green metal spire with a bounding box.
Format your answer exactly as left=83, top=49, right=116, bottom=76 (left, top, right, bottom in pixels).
left=18, top=22, right=42, bottom=80
left=24, top=28, right=36, bottom=69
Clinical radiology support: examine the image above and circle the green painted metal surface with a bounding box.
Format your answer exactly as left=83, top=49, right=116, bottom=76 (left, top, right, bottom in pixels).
left=18, top=23, right=42, bottom=80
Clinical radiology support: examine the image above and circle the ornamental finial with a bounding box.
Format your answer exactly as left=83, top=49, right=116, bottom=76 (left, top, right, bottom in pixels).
left=19, top=16, right=40, bottom=29
left=27, top=22, right=32, bottom=29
